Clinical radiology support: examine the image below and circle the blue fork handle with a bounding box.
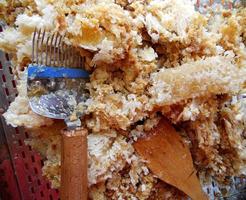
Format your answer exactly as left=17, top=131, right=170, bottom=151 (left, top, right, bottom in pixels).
left=28, top=65, right=90, bottom=79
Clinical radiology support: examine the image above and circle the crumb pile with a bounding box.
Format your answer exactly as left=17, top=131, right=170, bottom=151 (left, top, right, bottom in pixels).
left=0, top=0, right=246, bottom=199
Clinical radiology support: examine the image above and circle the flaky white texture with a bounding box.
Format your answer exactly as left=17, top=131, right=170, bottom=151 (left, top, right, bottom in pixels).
left=0, top=0, right=245, bottom=198
left=145, top=0, right=197, bottom=42
left=148, top=55, right=246, bottom=107
left=3, top=69, right=53, bottom=128
left=88, top=133, right=134, bottom=185
left=15, top=5, right=56, bottom=34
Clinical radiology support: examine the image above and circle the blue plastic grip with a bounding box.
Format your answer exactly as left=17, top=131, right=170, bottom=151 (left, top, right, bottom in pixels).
left=28, top=65, right=90, bottom=79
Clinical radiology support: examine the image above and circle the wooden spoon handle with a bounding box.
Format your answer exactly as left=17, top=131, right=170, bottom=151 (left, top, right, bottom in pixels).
left=60, top=128, right=88, bottom=200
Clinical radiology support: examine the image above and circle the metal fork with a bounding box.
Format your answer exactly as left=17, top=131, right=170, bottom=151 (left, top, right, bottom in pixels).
left=28, top=29, right=89, bottom=200
left=28, top=29, right=89, bottom=125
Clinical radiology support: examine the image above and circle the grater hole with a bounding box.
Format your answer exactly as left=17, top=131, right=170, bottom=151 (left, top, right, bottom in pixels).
left=28, top=145, right=32, bottom=151
left=37, top=179, right=41, bottom=186
left=55, top=189, right=59, bottom=193
left=49, top=194, right=53, bottom=200
left=0, top=169, right=4, bottom=176
left=31, top=155, right=35, bottom=163
left=25, top=163, right=29, bottom=170
left=22, top=151, right=26, bottom=158
left=9, top=67, right=13, bottom=74
left=31, top=187, right=35, bottom=193
left=207, top=188, right=210, bottom=194
left=28, top=175, right=32, bottom=183
left=2, top=181, right=8, bottom=188
left=2, top=74, right=6, bottom=82
left=0, top=26, right=2, bottom=32
left=18, top=139, right=23, bottom=146
left=5, top=54, right=10, bottom=61
left=212, top=181, right=215, bottom=187
left=0, top=61, right=2, bottom=69
left=40, top=191, right=44, bottom=197
left=25, top=131, right=29, bottom=138
left=15, top=127, right=20, bottom=134
left=41, top=160, right=44, bottom=167
left=12, top=80, right=16, bottom=88
left=34, top=167, right=38, bottom=174
left=47, top=183, right=51, bottom=189
left=5, top=88, right=9, bottom=96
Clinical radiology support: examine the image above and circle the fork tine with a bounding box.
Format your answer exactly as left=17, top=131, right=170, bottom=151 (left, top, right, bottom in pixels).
left=74, top=50, right=78, bottom=67
left=79, top=55, right=81, bottom=68
left=65, top=45, right=68, bottom=67
left=69, top=46, right=72, bottom=67
left=77, top=53, right=80, bottom=68
left=69, top=46, right=71, bottom=67
left=76, top=52, right=79, bottom=68
left=57, top=34, right=63, bottom=67
left=49, top=33, right=55, bottom=66
left=68, top=46, right=71, bottom=67
left=40, top=29, right=46, bottom=65
left=73, top=49, right=76, bottom=67
left=36, top=29, right=41, bottom=64
left=65, top=44, right=68, bottom=67
left=60, top=41, right=64, bottom=67
left=82, top=57, right=85, bottom=68
left=73, top=49, right=77, bottom=68
left=32, top=28, right=37, bottom=64
left=67, top=46, right=70, bottom=67
left=67, top=45, right=70, bottom=67
left=63, top=43, right=66, bottom=67
left=73, top=52, right=76, bottom=68
left=45, top=35, right=50, bottom=66
left=61, top=35, right=66, bottom=66
left=53, top=32, right=59, bottom=66
left=69, top=47, right=74, bottom=67
left=78, top=54, right=81, bottom=68
left=61, top=42, right=65, bottom=67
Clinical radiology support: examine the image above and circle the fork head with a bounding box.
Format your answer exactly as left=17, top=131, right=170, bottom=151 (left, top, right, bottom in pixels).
left=32, top=29, right=84, bottom=68
left=28, top=29, right=89, bottom=126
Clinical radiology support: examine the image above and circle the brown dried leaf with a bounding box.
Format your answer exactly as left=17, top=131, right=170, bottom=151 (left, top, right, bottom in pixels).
left=133, top=118, right=207, bottom=200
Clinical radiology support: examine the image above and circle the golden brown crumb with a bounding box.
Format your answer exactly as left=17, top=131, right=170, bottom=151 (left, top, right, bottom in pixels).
left=0, top=0, right=245, bottom=199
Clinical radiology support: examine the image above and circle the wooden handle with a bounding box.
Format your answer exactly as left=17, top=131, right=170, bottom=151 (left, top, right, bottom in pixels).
left=60, top=128, right=88, bottom=200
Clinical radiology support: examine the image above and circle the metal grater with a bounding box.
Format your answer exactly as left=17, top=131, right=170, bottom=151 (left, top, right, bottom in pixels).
left=0, top=0, right=246, bottom=199
left=0, top=25, right=59, bottom=199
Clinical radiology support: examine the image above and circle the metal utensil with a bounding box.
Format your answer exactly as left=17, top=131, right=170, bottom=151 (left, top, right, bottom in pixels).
left=28, top=29, right=89, bottom=126
left=28, top=29, right=89, bottom=200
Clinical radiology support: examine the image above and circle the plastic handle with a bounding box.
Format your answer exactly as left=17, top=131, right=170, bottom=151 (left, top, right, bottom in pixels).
left=28, top=65, right=89, bottom=79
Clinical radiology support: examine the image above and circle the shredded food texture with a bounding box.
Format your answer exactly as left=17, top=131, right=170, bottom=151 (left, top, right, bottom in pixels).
left=0, top=0, right=246, bottom=199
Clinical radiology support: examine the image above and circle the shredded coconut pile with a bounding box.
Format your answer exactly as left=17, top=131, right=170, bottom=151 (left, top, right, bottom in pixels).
left=0, top=0, right=246, bottom=199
